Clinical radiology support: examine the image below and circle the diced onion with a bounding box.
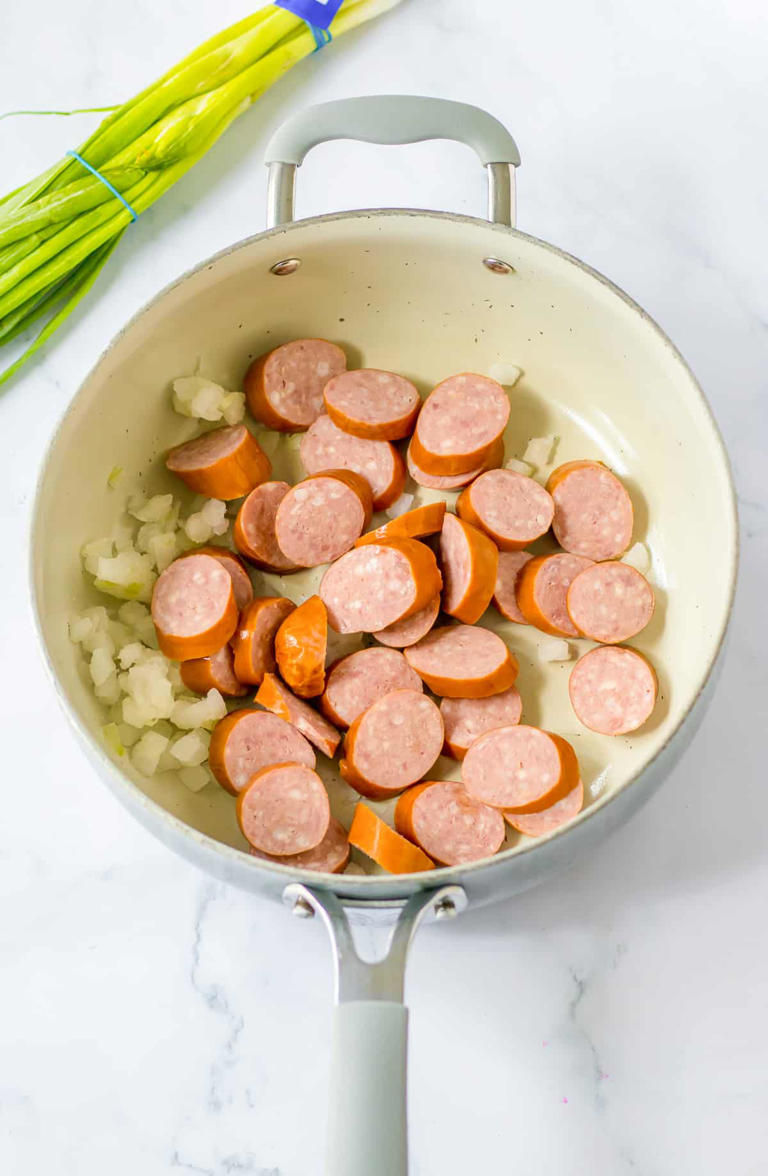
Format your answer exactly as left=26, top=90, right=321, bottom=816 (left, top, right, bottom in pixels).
left=488, top=362, right=522, bottom=386
left=523, top=435, right=558, bottom=469
left=169, top=729, right=211, bottom=766
left=622, top=541, right=651, bottom=574
left=171, top=689, right=227, bottom=731
left=178, top=765, right=211, bottom=793
left=504, top=458, right=533, bottom=476
left=385, top=493, right=414, bottom=519
left=132, top=731, right=171, bottom=775
left=539, top=636, right=572, bottom=662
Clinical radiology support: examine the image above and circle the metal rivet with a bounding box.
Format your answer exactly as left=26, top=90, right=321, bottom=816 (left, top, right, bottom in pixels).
left=270, top=258, right=301, bottom=276
left=433, top=897, right=457, bottom=920
left=292, top=896, right=315, bottom=919
left=483, top=256, right=514, bottom=274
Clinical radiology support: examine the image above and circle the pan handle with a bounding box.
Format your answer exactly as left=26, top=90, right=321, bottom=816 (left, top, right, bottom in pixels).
left=284, top=882, right=467, bottom=1176
left=264, top=95, right=521, bottom=229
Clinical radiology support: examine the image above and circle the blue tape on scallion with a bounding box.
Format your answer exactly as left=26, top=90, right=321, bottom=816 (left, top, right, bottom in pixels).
left=274, top=0, right=344, bottom=32
left=66, top=150, right=138, bottom=222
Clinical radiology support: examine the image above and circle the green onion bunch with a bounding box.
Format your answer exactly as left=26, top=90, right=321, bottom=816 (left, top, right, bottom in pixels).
left=0, top=0, right=401, bottom=385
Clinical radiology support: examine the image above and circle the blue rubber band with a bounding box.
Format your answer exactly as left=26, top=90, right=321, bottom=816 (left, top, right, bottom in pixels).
left=307, top=22, right=332, bottom=51
left=66, top=150, right=138, bottom=222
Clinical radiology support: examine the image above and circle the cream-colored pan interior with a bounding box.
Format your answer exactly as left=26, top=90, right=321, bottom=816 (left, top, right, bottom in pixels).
left=32, top=210, right=737, bottom=870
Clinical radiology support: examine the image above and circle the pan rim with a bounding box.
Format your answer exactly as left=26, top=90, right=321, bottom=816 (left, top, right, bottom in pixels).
left=29, top=207, right=739, bottom=894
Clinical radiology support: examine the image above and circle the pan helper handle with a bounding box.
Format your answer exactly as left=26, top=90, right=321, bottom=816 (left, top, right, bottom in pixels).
left=264, top=95, right=521, bottom=228
left=283, top=882, right=467, bottom=1176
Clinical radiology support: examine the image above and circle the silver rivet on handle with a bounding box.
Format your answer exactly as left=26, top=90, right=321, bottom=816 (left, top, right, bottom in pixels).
left=483, top=256, right=515, bottom=274
left=291, top=894, right=316, bottom=918
left=270, top=257, right=301, bottom=276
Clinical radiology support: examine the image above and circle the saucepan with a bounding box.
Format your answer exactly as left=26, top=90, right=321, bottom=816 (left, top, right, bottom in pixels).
left=31, top=96, right=737, bottom=1174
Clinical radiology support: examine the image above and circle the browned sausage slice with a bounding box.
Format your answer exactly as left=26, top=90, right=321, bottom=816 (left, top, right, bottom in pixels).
left=299, top=414, right=406, bottom=510
left=411, top=373, right=510, bottom=475
left=320, top=539, right=442, bottom=634
left=233, top=482, right=300, bottom=573
left=492, top=551, right=532, bottom=624
left=208, top=708, right=316, bottom=795
left=275, top=595, right=328, bottom=698
left=255, top=672, right=341, bottom=758
left=547, top=460, right=634, bottom=560
left=237, top=763, right=330, bottom=855
left=248, top=816, right=350, bottom=873
left=231, top=596, right=295, bottom=685
left=180, top=643, right=248, bottom=698
left=320, top=647, right=422, bottom=728
left=395, top=781, right=505, bottom=865
left=355, top=502, right=446, bottom=547
left=151, top=553, right=237, bottom=660
left=462, top=725, right=580, bottom=812
left=275, top=471, right=372, bottom=567
left=440, top=687, right=522, bottom=759
left=340, top=689, right=444, bottom=800
left=166, top=425, right=271, bottom=499
left=566, top=561, right=655, bottom=643
left=569, top=645, right=657, bottom=734
left=516, top=553, right=594, bottom=636
left=244, top=339, right=346, bottom=431
left=457, top=469, right=554, bottom=550
left=405, top=624, right=518, bottom=698
left=439, top=513, right=498, bottom=624
left=323, top=369, right=420, bottom=440
left=505, top=779, right=584, bottom=836
left=406, top=434, right=504, bottom=490
left=372, top=595, right=441, bottom=648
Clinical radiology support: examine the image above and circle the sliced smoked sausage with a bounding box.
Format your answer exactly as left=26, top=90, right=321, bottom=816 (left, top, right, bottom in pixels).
left=439, top=512, right=498, bottom=624
left=323, top=369, right=420, bottom=441
left=255, top=672, right=341, bottom=758
left=274, top=595, right=328, bottom=698
left=209, top=708, right=315, bottom=795
left=300, top=414, right=406, bottom=510
left=320, top=647, right=422, bottom=728
left=457, top=468, right=554, bottom=550
left=237, top=763, right=330, bottom=855
left=395, top=781, right=505, bottom=865
left=349, top=803, right=435, bottom=874
left=372, top=594, right=441, bottom=648
left=410, top=373, right=510, bottom=475
left=440, top=687, right=522, bottom=759
left=547, top=460, right=634, bottom=560
left=492, top=550, right=532, bottom=624
left=184, top=546, right=254, bottom=612
left=248, top=816, right=350, bottom=873
left=233, top=482, right=300, bottom=573
left=275, top=471, right=372, bottom=567
left=355, top=501, right=446, bottom=547
left=340, top=689, right=444, bottom=800
left=166, top=425, right=271, bottom=499
left=516, top=553, right=594, bottom=637
left=505, top=779, right=584, bottom=837
left=462, top=725, right=580, bottom=813
left=566, top=561, right=655, bottom=644
left=406, top=434, right=504, bottom=491
left=231, top=596, right=294, bottom=685
left=180, top=643, right=248, bottom=698
left=405, top=624, right=518, bottom=698
left=320, top=539, right=442, bottom=634
left=151, top=553, right=237, bottom=660
left=244, top=339, right=346, bottom=432
left=569, top=645, right=657, bottom=734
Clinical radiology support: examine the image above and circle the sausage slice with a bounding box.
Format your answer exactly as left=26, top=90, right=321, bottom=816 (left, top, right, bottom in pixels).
left=209, top=708, right=315, bottom=795
left=323, top=369, right=420, bottom=440
left=300, top=414, right=406, bottom=510
left=405, top=624, right=518, bottom=698
left=275, top=595, right=328, bottom=698
left=355, top=501, right=446, bottom=547
left=184, top=546, right=254, bottom=612
left=439, top=512, right=498, bottom=624
left=233, top=482, right=300, bottom=573
left=505, top=779, right=584, bottom=837
left=462, top=725, right=580, bottom=813
left=492, top=551, right=533, bottom=624
left=440, top=687, right=522, bottom=759
left=151, top=553, right=237, bottom=660
left=320, top=647, right=422, bottom=728
left=547, top=460, right=634, bottom=560
left=320, top=539, right=442, bottom=634
left=255, top=672, right=341, bottom=758
left=275, top=471, right=372, bottom=567
left=244, top=339, right=346, bottom=431
left=569, top=646, right=657, bottom=734
left=180, top=643, right=248, bottom=698
left=237, top=763, right=330, bottom=855
left=349, top=803, right=434, bottom=874
left=372, top=595, right=441, bottom=649
left=231, top=596, right=294, bottom=685
left=247, top=816, right=350, bottom=874
left=566, top=561, right=655, bottom=644
left=395, top=781, right=505, bottom=865
left=340, top=689, right=444, bottom=799
left=516, top=553, right=595, bottom=636
left=406, top=434, right=504, bottom=490
left=166, top=425, right=270, bottom=499
left=457, top=468, right=554, bottom=550
left=411, top=373, right=510, bottom=475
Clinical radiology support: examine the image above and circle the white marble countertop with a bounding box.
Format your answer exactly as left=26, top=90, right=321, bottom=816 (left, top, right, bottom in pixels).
left=1, top=1, right=766, bottom=1172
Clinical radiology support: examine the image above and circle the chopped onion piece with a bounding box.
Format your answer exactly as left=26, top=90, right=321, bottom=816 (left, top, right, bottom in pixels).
left=539, top=636, right=572, bottom=662
left=129, top=493, right=175, bottom=524
left=178, top=765, right=211, bottom=793
left=169, top=729, right=211, bottom=766
left=102, top=723, right=126, bottom=757
left=385, top=493, right=414, bottom=519
left=132, top=731, right=170, bottom=776
left=107, top=466, right=124, bottom=488
left=90, top=647, right=115, bottom=687
left=95, top=673, right=122, bottom=704
left=82, top=537, right=114, bottom=575
left=171, top=689, right=227, bottom=731
left=523, top=435, right=558, bottom=469
left=504, top=458, right=533, bottom=476
left=220, top=392, right=246, bottom=425
left=622, top=541, right=651, bottom=574
left=488, top=362, right=522, bottom=386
